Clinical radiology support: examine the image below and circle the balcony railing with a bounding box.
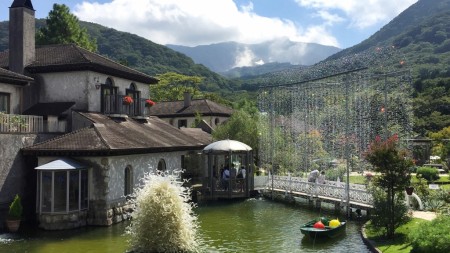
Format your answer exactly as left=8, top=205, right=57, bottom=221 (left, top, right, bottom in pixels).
left=0, top=113, right=44, bottom=133
left=103, top=95, right=151, bottom=117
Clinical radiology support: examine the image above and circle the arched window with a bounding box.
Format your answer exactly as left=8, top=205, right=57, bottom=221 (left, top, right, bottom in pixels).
left=101, top=77, right=117, bottom=113
left=124, top=166, right=133, bottom=196
left=215, top=118, right=220, bottom=126
left=126, top=83, right=141, bottom=116
left=157, top=159, right=166, bottom=171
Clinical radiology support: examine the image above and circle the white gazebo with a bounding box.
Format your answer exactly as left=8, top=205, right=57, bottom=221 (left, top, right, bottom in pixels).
left=202, top=140, right=254, bottom=199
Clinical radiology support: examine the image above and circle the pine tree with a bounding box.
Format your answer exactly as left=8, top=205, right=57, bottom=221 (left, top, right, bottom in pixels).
left=36, top=4, right=97, bottom=52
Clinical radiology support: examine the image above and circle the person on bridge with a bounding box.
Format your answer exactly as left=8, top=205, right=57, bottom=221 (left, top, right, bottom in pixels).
left=308, top=169, right=320, bottom=182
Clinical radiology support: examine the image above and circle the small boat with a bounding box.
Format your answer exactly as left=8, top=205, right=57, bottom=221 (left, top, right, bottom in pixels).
left=300, top=218, right=346, bottom=239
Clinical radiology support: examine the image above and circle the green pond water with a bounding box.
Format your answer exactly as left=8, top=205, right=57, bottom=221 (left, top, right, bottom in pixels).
left=0, top=198, right=370, bottom=252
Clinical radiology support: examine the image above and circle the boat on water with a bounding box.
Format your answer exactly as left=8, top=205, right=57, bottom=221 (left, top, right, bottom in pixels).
left=300, top=218, right=346, bottom=239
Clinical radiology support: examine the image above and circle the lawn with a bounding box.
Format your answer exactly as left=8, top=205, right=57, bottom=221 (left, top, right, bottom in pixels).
left=348, top=174, right=450, bottom=186
left=365, top=218, right=430, bottom=253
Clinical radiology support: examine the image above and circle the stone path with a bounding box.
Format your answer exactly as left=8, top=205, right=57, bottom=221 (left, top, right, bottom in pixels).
left=411, top=211, right=437, bottom=221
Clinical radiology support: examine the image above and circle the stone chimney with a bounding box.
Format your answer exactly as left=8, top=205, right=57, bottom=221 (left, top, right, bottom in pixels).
left=183, top=92, right=191, bottom=107
left=9, top=0, right=35, bottom=74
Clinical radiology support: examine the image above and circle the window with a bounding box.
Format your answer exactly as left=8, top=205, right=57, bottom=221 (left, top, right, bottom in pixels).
left=37, top=169, right=88, bottom=213
left=178, top=119, right=187, bottom=128
left=215, top=118, right=220, bottom=126
left=0, top=92, right=10, bottom=113
left=124, top=166, right=133, bottom=196
left=157, top=159, right=166, bottom=171
left=101, top=77, right=117, bottom=113
left=126, top=83, right=141, bottom=116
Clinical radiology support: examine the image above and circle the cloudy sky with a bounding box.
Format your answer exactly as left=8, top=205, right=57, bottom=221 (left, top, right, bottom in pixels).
left=0, top=0, right=417, bottom=49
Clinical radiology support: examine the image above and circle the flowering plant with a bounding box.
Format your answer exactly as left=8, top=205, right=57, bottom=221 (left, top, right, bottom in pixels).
left=145, top=99, right=156, bottom=107
left=123, top=96, right=133, bottom=105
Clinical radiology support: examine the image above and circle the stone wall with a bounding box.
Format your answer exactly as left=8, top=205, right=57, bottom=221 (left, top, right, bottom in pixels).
left=0, top=133, right=59, bottom=231
left=35, top=150, right=197, bottom=229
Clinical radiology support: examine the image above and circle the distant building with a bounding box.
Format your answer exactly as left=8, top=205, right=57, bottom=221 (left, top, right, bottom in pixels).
left=0, top=0, right=211, bottom=230
left=150, top=92, right=233, bottom=133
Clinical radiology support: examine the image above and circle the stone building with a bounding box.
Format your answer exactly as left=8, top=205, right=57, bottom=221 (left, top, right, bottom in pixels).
left=0, top=0, right=212, bottom=230
left=150, top=92, right=233, bottom=133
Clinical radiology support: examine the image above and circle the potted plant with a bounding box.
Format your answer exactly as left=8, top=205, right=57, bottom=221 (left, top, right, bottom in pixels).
left=6, top=194, right=23, bottom=232
left=145, top=99, right=156, bottom=107
left=123, top=96, right=134, bottom=105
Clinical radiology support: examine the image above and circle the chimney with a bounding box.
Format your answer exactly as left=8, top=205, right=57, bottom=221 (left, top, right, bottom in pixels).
left=184, top=92, right=191, bottom=107
left=9, top=0, right=35, bottom=74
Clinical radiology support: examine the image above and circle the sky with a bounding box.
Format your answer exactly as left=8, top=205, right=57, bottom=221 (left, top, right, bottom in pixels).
left=0, top=0, right=418, bottom=49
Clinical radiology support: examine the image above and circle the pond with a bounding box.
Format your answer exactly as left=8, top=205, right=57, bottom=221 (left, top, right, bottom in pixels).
left=0, top=198, right=370, bottom=252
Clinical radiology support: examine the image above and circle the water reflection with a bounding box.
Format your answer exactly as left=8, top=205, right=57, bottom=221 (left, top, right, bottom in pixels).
left=0, top=198, right=370, bottom=253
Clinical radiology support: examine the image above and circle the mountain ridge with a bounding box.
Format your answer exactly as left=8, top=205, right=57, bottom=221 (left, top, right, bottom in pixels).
left=167, top=39, right=341, bottom=74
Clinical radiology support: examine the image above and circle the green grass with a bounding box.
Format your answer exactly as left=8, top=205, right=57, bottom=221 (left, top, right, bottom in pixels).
left=411, top=175, right=449, bottom=183
left=365, top=218, right=430, bottom=253
left=348, top=175, right=367, bottom=184
left=349, top=174, right=450, bottom=185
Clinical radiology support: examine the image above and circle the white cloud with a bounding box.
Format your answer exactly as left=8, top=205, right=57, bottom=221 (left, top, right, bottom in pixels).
left=296, top=0, right=418, bottom=29
left=73, top=0, right=340, bottom=47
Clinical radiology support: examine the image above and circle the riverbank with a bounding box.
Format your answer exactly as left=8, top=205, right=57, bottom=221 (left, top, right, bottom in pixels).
left=361, top=211, right=437, bottom=253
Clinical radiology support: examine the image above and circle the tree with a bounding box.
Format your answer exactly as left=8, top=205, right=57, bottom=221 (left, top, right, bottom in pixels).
left=151, top=72, right=204, bottom=101
left=365, top=134, right=413, bottom=238
left=213, top=108, right=259, bottom=154
left=36, top=4, right=97, bottom=52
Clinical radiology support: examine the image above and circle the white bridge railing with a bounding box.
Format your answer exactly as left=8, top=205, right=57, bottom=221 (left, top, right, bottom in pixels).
left=265, top=175, right=373, bottom=206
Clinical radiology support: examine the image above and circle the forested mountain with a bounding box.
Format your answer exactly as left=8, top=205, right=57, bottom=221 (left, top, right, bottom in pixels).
left=0, top=19, right=238, bottom=93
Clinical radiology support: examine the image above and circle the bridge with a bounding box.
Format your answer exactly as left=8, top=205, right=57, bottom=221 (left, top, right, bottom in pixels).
left=254, top=175, right=373, bottom=212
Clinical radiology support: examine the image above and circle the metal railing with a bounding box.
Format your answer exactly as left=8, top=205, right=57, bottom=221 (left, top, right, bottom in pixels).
left=103, top=95, right=151, bottom=117
left=0, top=113, right=44, bottom=133
left=265, top=175, right=373, bottom=206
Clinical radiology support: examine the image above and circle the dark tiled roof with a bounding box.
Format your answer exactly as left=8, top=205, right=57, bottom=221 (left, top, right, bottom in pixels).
left=23, top=102, right=75, bottom=116
left=150, top=99, right=233, bottom=118
left=11, top=0, right=34, bottom=9
left=0, top=67, right=34, bottom=85
left=23, top=112, right=212, bottom=156
left=0, top=44, right=158, bottom=84
left=180, top=127, right=213, bottom=144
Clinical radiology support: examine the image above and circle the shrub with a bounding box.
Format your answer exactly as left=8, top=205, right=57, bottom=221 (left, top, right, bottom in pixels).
left=8, top=194, right=23, bottom=220
left=409, top=216, right=450, bottom=253
left=416, top=166, right=440, bottom=181
left=126, top=170, right=201, bottom=253
left=325, top=165, right=346, bottom=181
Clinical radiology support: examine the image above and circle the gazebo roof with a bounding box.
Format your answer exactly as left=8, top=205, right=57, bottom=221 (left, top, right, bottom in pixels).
left=202, top=139, right=252, bottom=154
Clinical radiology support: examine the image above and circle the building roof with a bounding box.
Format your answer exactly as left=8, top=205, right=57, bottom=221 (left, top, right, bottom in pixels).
left=22, top=112, right=212, bottom=156
left=0, top=67, right=34, bottom=86
left=150, top=99, right=233, bottom=118
left=11, top=0, right=34, bottom=10
left=22, top=102, right=75, bottom=116
left=35, top=158, right=86, bottom=170
left=180, top=127, right=213, bottom=144
left=0, top=44, right=158, bottom=84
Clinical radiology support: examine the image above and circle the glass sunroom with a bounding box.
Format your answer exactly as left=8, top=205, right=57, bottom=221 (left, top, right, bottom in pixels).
left=35, top=158, right=89, bottom=230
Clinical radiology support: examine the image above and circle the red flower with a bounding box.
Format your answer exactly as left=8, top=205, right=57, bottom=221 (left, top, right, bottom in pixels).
left=145, top=99, right=156, bottom=107
left=123, top=96, right=133, bottom=105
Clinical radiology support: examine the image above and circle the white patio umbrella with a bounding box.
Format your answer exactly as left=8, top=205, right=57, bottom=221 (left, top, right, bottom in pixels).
left=202, top=139, right=252, bottom=154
